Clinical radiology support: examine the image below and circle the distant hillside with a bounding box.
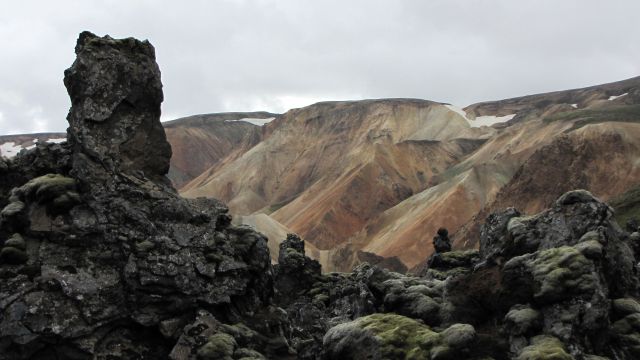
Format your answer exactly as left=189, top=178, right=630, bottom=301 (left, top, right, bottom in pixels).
left=163, top=112, right=278, bottom=188
left=180, top=76, right=640, bottom=270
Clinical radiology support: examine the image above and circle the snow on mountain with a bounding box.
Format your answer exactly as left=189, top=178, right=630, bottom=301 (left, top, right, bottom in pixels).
left=444, top=104, right=515, bottom=127
left=224, top=117, right=276, bottom=126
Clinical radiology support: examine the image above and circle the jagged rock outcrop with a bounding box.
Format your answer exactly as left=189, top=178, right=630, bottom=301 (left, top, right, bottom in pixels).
left=318, top=190, right=640, bottom=359
left=0, top=32, right=280, bottom=360
left=65, top=31, right=172, bottom=180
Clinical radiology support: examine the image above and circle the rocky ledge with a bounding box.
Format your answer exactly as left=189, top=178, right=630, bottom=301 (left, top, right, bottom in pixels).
left=1, top=32, right=639, bottom=360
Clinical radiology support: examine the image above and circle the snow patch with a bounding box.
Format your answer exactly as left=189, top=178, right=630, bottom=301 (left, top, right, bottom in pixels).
left=0, top=137, right=66, bottom=158
left=225, top=117, right=275, bottom=126
left=608, top=93, right=628, bottom=101
left=571, top=103, right=578, bottom=108
left=444, top=104, right=515, bottom=128
left=444, top=104, right=468, bottom=119
left=473, top=114, right=516, bottom=127
left=0, top=142, right=23, bottom=158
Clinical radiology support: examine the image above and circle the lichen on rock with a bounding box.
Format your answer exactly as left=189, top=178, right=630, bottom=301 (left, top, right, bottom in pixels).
left=516, top=335, right=574, bottom=360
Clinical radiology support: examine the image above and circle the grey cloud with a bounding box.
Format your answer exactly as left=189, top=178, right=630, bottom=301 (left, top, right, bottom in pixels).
left=0, top=0, right=638, bottom=135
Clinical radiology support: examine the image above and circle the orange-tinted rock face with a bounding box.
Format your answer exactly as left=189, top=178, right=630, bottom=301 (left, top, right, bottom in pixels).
left=181, top=99, right=478, bottom=250
left=453, top=122, right=640, bottom=251
left=163, top=112, right=276, bottom=188
left=180, top=77, right=640, bottom=271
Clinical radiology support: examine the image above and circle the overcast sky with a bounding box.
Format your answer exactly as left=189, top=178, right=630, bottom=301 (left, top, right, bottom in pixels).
left=1, top=0, right=638, bottom=135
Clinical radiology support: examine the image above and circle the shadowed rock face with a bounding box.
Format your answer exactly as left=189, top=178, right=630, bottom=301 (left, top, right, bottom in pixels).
left=64, top=31, right=171, bottom=179
left=0, top=32, right=282, bottom=360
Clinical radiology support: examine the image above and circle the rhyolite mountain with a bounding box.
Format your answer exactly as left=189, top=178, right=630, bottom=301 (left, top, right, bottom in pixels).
left=180, top=75, right=640, bottom=271
left=2, top=32, right=640, bottom=360
left=5, top=76, right=639, bottom=272
left=163, top=112, right=277, bottom=189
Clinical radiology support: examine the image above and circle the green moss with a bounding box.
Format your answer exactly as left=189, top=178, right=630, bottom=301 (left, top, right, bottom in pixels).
left=0, top=200, right=25, bottom=218
left=307, top=287, right=324, bottom=296
left=613, top=298, right=640, bottom=317
left=426, top=267, right=471, bottom=281
left=135, top=240, right=155, bottom=253
left=220, top=323, right=256, bottom=343
left=234, top=347, right=266, bottom=359
left=357, top=313, right=441, bottom=360
left=429, top=345, right=453, bottom=360
left=50, top=191, right=81, bottom=213
left=618, top=300, right=640, bottom=320
left=611, top=313, right=640, bottom=357
left=21, top=174, right=76, bottom=202
left=4, top=234, right=25, bottom=250
left=205, top=252, right=224, bottom=263
left=573, top=240, right=603, bottom=259
left=441, top=323, right=476, bottom=348
left=530, top=246, right=596, bottom=302
left=507, top=216, right=534, bottom=233
left=313, top=294, right=329, bottom=304
left=516, top=335, right=574, bottom=360
left=197, top=333, right=237, bottom=360
left=437, top=250, right=479, bottom=267
left=505, top=306, right=541, bottom=335
left=612, top=317, right=634, bottom=334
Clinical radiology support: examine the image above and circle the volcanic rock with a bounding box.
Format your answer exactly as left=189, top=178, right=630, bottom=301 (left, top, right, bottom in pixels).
left=64, top=31, right=172, bottom=180
left=0, top=32, right=278, bottom=360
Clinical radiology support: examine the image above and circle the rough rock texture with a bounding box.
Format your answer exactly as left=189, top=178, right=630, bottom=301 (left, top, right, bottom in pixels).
left=65, top=31, right=172, bottom=180
left=2, top=32, right=639, bottom=360
left=0, top=32, right=279, bottom=360
left=319, top=190, right=640, bottom=360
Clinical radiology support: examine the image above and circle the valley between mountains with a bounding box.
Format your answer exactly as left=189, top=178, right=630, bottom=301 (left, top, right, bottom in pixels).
left=4, top=76, right=639, bottom=273
left=178, top=77, right=640, bottom=272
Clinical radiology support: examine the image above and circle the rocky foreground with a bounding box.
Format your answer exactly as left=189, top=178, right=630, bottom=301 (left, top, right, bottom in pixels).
left=1, top=32, right=640, bottom=360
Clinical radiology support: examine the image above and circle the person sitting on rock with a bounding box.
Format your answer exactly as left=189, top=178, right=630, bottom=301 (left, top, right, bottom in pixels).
left=433, top=227, right=452, bottom=254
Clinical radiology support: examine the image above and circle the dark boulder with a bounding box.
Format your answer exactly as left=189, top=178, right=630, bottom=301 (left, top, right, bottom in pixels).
left=64, top=31, right=171, bottom=180
left=0, top=32, right=276, bottom=360
left=433, top=227, right=452, bottom=254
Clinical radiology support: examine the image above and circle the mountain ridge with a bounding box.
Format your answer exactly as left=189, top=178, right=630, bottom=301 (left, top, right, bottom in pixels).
left=178, top=75, right=640, bottom=269
left=3, top=76, right=640, bottom=269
